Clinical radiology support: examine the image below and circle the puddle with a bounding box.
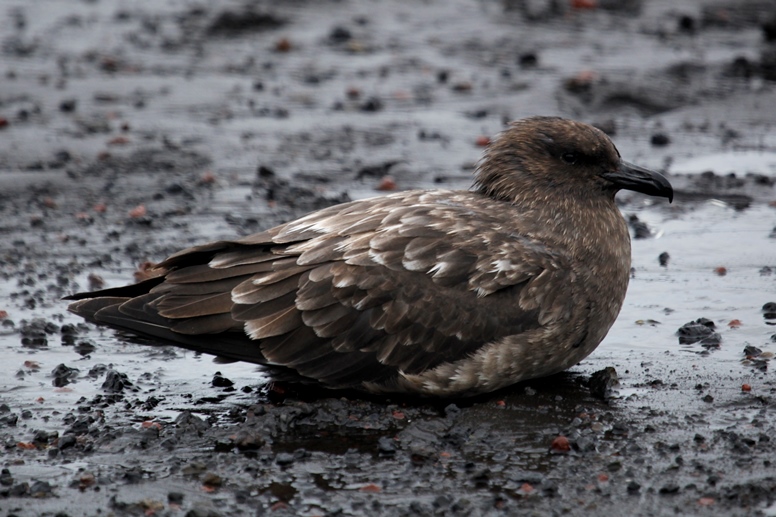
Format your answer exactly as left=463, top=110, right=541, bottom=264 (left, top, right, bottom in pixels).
left=2, top=0, right=776, bottom=514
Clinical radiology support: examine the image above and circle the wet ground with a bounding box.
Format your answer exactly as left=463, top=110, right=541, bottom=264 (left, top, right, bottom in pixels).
left=1, top=0, right=776, bottom=515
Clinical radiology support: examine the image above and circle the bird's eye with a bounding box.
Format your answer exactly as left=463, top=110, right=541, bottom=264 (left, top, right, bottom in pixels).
left=561, top=152, right=578, bottom=165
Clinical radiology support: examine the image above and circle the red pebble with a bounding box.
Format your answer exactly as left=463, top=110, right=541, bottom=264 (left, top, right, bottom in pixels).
left=376, top=176, right=397, bottom=191
left=275, top=38, right=292, bottom=52
left=107, top=136, right=130, bottom=146
left=551, top=435, right=571, bottom=452
left=571, top=0, right=597, bottom=8
left=128, top=204, right=146, bottom=218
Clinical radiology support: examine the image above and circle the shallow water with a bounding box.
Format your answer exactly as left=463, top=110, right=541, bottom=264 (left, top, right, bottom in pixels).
left=3, top=0, right=776, bottom=514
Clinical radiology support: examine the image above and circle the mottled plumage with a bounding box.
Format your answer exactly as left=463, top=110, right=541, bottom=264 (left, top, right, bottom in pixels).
left=66, top=116, right=673, bottom=397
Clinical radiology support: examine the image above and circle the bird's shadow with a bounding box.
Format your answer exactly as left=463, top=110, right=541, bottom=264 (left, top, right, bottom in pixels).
left=256, top=367, right=604, bottom=414
left=113, top=330, right=607, bottom=413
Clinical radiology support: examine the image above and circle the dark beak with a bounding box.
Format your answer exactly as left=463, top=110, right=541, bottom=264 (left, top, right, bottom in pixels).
left=603, top=161, right=673, bottom=202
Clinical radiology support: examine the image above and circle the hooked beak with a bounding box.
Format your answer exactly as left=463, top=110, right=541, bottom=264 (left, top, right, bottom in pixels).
left=602, top=161, right=673, bottom=202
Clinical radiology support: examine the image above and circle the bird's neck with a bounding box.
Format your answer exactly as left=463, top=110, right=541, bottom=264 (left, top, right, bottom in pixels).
left=510, top=192, right=631, bottom=261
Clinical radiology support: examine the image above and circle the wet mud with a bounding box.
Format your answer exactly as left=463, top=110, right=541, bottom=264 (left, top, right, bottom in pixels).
left=2, top=0, right=776, bottom=515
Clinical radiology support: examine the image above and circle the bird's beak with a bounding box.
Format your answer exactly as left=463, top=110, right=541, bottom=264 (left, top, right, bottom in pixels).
left=603, top=161, right=673, bottom=202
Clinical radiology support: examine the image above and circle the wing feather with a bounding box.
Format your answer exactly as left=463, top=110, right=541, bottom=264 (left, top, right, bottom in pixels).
left=155, top=292, right=233, bottom=318
left=301, top=304, right=355, bottom=334
left=164, top=262, right=274, bottom=284
left=232, top=273, right=301, bottom=305
left=67, top=189, right=582, bottom=392
left=244, top=306, right=302, bottom=339
left=231, top=291, right=297, bottom=322
left=295, top=279, right=339, bottom=311
left=170, top=313, right=240, bottom=335
left=209, top=249, right=279, bottom=269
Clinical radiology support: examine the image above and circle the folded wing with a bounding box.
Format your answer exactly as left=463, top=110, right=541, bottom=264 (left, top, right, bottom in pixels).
left=67, top=191, right=576, bottom=390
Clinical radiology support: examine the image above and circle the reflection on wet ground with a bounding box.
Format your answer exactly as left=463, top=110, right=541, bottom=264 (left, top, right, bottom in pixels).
left=2, top=0, right=776, bottom=514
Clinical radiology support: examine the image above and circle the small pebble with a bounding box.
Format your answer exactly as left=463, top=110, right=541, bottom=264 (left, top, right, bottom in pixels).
left=550, top=435, right=570, bottom=452
left=650, top=133, right=671, bottom=147
left=275, top=452, right=294, bottom=466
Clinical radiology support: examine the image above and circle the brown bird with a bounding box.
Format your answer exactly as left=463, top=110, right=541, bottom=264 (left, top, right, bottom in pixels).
left=66, top=116, right=672, bottom=397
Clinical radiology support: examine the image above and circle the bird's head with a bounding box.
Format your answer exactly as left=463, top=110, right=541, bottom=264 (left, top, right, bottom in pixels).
left=474, top=116, right=673, bottom=205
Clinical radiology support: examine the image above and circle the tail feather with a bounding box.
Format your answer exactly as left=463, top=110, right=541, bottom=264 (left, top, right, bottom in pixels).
left=64, top=277, right=165, bottom=301
left=67, top=296, right=267, bottom=367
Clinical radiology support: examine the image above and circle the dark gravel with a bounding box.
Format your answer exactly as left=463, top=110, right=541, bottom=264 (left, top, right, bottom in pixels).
left=2, top=0, right=776, bottom=515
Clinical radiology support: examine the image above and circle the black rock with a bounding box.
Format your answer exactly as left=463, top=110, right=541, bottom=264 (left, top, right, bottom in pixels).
left=444, top=403, right=461, bottom=418
left=88, top=364, right=108, bottom=378
left=676, top=318, right=721, bottom=347
left=377, top=436, right=397, bottom=455
left=650, top=133, right=671, bottom=147
left=73, top=340, right=96, bottom=356
left=0, top=469, right=13, bottom=486
left=659, top=484, right=680, bottom=495
left=589, top=367, right=618, bottom=400
left=763, top=14, right=776, bottom=42
left=175, top=411, right=210, bottom=433
left=29, top=480, right=53, bottom=497
left=518, top=52, right=538, bottom=68
left=60, top=324, right=79, bottom=336
left=59, top=434, right=77, bottom=450
left=257, top=165, right=275, bottom=178
left=677, top=15, right=695, bottom=33
left=329, top=26, right=352, bottom=44
left=628, top=215, right=651, bottom=239
left=102, top=370, right=132, bottom=392
left=168, top=492, right=185, bottom=505
left=59, top=99, right=77, bottom=112
left=211, top=372, right=234, bottom=388
left=727, top=56, right=755, bottom=79
left=356, top=161, right=401, bottom=179
left=1, top=413, right=19, bottom=426
left=66, top=416, right=93, bottom=436
left=360, top=97, right=383, bottom=112
left=33, top=429, right=57, bottom=444
left=208, top=10, right=285, bottom=35
left=10, top=482, right=29, bottom=496
left=51, top=364, right=79, bottom=387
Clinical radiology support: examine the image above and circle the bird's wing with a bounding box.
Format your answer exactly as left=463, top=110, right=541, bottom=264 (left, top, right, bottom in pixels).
left=69, top=191, right=578, bottom=388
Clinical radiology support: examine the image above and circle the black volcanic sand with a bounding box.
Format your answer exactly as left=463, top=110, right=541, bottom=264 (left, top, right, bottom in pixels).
left=2, top=1, right=776, bottom=515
